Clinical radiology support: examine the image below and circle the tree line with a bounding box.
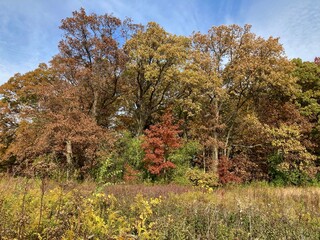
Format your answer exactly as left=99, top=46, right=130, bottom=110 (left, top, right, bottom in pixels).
left=0, top=8, right=319, bottom=185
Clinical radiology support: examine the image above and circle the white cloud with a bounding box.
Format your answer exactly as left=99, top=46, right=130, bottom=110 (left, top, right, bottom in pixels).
left=0, top=0, right=319, bottom=85
left=0, top=0, right=205, bottom=84
left=242, top=0, right=320, bottom=61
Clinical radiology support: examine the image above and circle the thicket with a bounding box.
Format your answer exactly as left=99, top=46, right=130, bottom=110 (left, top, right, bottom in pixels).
left=0, top=8, right=320, bottom=186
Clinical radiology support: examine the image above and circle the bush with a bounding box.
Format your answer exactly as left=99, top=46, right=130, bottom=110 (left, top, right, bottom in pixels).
left=218, top=156, right=242, bottom=185
left=186, top=168, right=219, bottom=188
left=169, top=140, right=202, bottom=184
left=94, top=157, right=123, bottom=184
left=268, top=153, right=313, bottom=186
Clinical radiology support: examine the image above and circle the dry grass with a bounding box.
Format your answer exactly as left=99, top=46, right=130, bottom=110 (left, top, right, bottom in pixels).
left=0, top=178, right=320, bottom=239
left=104, top=183, right=192, bottom=199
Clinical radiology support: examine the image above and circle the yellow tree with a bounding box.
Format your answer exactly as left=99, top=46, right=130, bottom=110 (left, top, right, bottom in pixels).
left=267, top=123, right=317, bottom=184
left=123, top=22, right=189, bottom=135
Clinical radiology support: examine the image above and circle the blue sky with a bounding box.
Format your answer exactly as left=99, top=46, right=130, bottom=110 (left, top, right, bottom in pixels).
left=0, top=0, right=319, bottom=84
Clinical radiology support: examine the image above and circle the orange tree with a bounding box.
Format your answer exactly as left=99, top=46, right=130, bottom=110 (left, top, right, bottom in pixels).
left=142, top=112, right=181, bottom=181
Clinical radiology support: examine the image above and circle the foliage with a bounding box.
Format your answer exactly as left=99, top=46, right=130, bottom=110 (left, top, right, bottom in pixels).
left=186, top=168, right=219, bottom=188
left=267, top=123, right=317, bottom=185
left=142, top=112, right=182, bottom=181
left=185, top=24, right=295, bottom=175
left=218, top=156, right=242, bottom=185
left=51, top=8, right=138, bottom=127
left=117, top=131, right=144, bottom=171
left=293, top=58, right=320, bottom=164
left=169, top=140, right=202, bottom=184
left=105, top=131, right=144, bottom=183
left=0, top=8, right=320, bottom=185
left=94, top=157, right=123, bottom=185
left=123, top=22, right=189, bottom=134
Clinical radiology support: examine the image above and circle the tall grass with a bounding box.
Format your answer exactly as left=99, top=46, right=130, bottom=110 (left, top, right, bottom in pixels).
left=0, top=177, right=319, bottom=239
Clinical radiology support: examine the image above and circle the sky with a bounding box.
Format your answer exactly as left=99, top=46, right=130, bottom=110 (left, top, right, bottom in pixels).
left=0, top=0, right=319, bottom=84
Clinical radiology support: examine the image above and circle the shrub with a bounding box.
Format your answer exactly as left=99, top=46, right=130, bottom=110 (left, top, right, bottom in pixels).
left=218, top=156, right=242, bottom=185
left=1, top=178, right=320, bottom=239
left=169, top=140, right=202, bottom=184
left=186, top=168, right=219, bottom=188
left=268, top=153, right=313, bottom=186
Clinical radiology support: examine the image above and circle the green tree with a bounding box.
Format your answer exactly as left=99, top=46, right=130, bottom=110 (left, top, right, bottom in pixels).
left=293, top=59, right=320, bottom=151
left=267, top=123, right=316, bottom=185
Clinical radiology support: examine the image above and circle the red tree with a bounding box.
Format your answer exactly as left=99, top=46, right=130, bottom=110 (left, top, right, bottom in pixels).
left=218, top=156, right=242, bottom=185
left=142, top=112, right=181, bottom=179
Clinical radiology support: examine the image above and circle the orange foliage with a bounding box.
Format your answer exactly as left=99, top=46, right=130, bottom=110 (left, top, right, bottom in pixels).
left=123, top=163, right=140, bottom=183
left=218, top=156, right=242, bottom=185
left=142, top=112, right=181, bottom=177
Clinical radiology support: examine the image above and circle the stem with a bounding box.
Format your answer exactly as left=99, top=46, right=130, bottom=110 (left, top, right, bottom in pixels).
left=38, top=178, right=46, bottom=231
left=18, top=178, right=29, bottom=240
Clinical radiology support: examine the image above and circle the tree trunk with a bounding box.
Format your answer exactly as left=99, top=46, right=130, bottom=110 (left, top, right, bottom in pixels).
left=212, top=132, right=219, bottom=173
left=212, top=100, right=219, bottom=173
left=66, top=140, right=73, bottom=165
left=136, top=114, right=145, bottom=136
left=66, top=140, right=73, bottom=179
left=203, top=149, right=206, bottom=173
left=91, top=90, right=98, bottom=122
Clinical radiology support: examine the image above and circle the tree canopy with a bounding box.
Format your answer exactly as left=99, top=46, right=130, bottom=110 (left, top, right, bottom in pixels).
left=0, top=8, right=319, bottom=185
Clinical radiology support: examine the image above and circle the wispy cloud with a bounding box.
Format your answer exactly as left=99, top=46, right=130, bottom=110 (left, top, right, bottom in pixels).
left=0, top=0, right=59, bottom=82
left=242, top=0, right=320, bottom=60
left=0, top=0, right=319, bottom=84
left=95, top=0, right=202, bottom=35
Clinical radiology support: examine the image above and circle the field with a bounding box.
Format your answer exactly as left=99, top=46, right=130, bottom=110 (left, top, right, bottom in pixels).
left=0, top=178, right=320, bottom=239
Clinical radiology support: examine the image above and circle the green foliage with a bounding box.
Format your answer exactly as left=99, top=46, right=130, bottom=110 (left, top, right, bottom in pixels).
left=170, top=140, right=201, bottom=166
left=169, top=140, right=202, bottom=184
left=118, top=131, right=144, bottom=170
left=293, top=58, right=320, bottom=117
left=109, top=131, right=144, bottom=182
left=268, top=153, right=313, bottom=186
left=266, top=124, right=317, bottom=185
left=95, top=158, right=123, bottom=184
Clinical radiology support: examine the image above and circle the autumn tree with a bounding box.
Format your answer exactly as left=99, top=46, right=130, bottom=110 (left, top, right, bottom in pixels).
left=0, top=64, right=56, bottom=170
left=0, top=64, right=114, bottom=177
left=293, top=58, right=320, bottom=149
left=291, top=58, right=320, bottom=180
left=1, top=8, right=320, bottom=185
left=51, top=8, right=138, bottom=127
left=185, top=24, right=295, bottom=174
left=142, top=112, right=181, bottom=181
left=123, top=22, right=189, bottom=135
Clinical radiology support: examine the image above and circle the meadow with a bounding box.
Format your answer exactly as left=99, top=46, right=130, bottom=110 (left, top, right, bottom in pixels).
left=0, top=177, right=319, bottom=239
